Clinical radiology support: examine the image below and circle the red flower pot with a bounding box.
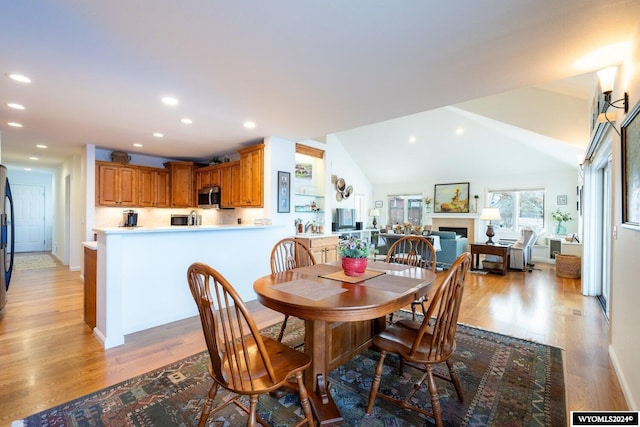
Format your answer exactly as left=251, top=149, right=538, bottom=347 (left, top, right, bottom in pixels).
left=341, top=257, right=368, bottom=277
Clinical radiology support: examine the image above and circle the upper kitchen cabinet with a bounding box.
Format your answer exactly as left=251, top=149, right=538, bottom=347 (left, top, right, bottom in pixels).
left=219, top=161, right=240, bottom=208
left=138, top=166, right=170, bottom=207
left=96, top=161, right=138, bottom=206
left=164, top=161, right=197, bottom=208
left=196, top=165, right=221, bottom=190
left=237, top=143, right=264, bottom=207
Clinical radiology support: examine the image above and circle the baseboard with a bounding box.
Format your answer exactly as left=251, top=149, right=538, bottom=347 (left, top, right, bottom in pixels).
left=609, top=344, right=636, bottom=410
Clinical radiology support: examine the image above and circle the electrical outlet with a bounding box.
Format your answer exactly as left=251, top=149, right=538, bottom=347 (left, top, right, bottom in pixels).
left=613, top=226, right=617, bottom=239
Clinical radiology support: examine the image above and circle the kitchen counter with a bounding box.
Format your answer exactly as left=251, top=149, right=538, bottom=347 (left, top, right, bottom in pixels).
left=92, top=224, right=287, bottom=349
left=81, top=241, right=98, bottom=250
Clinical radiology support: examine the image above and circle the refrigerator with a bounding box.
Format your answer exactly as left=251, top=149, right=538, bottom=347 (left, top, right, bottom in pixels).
left=0, top=165, right=15, bottom=311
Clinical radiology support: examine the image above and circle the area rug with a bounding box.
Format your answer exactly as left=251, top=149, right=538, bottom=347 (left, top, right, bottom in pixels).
left=14, top=313, right=566, bottom=426
left=13, top=254, right=56, bottom=271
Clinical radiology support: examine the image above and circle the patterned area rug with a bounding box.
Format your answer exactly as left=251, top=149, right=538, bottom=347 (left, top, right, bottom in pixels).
left=14, top=313, right=566, bottom=426
left=13, top=254, right=56, bottom=271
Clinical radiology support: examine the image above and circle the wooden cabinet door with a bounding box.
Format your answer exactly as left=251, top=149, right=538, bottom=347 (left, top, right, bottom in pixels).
left=155, top=169, right=170, bottom=207
left=219, top=163, right=233, bottom=207
left=230, top=162, right=242, bottom=206
left=165, top=162, right=196, bottom=207
left=96, top=162, right=137, bottom=206
left=238, top=144, right=263, bottom=207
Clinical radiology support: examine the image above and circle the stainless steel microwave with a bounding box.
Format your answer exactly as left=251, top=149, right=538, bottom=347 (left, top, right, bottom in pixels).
left=198, top=186, right=220, bottom=209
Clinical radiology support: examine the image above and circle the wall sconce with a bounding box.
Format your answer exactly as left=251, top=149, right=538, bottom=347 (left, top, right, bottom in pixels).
left=597, top=66, right=629, bottom=135
left=479, top=207, right=501, bottom=245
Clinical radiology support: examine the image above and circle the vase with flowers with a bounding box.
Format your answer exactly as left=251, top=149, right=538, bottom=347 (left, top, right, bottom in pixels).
left=423, top=196, right=432, bottom=213
left=338, top=237, right=371, bottom=276
left=551, top=208, right=572, bottom=235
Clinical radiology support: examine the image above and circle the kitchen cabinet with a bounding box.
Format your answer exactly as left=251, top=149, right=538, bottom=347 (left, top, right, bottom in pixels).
left=295, top=235, right=338, bottom=263
left=196, top=165, right=221, bottom=190
left=138, top=166, right=170, bottom=207
left=218, top=161, right=239, bottom=208
left=84, top=245, right=97, bottom=329
left=237, top=143, right=264, bottom=207
left=164, top=161, right=197, bottom=208
left=96, top=161, right=138, bottom=206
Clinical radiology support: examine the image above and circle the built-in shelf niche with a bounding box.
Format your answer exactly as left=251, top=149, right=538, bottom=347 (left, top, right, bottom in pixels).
left=294, top=144, right=325, bottom=216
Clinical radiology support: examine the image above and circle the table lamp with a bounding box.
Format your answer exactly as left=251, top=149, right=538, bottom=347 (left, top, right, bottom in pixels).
left=479, top=207, right=501, bottom=245
left=369, top=208, right=380, bottom=229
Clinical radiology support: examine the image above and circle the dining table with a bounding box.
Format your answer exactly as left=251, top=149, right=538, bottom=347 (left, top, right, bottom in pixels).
left=253, top=260, right=437, bottom=426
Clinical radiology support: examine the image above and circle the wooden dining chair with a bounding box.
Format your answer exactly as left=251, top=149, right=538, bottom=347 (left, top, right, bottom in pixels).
left=270, top=238, right=316, bottom=342
left=385, top=235, right=437, bottom=320
left=187, top=262, right=315, bottom=427
left=366, top=252, right=472, bottom=427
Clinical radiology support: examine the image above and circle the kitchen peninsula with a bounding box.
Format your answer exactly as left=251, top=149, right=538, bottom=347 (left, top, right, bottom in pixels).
left=93, top=224, right=286, bottom=349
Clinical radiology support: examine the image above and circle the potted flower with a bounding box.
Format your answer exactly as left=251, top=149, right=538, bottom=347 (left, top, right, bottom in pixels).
left=551, top=208, right=573, bottom=235
left=338, top=237, right=371, bottom=276
left=423, top=196, right=432, bottom=213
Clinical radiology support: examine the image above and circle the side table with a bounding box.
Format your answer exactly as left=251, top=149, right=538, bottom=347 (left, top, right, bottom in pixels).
left=470, top=242, right=511, bottom=275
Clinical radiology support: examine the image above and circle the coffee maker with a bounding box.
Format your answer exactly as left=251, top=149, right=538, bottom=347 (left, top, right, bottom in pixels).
left=123, top=209, right=138, bottom=227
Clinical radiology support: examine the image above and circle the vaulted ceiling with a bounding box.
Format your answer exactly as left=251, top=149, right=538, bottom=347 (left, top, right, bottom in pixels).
left=1, top=1, right=638, bottom=181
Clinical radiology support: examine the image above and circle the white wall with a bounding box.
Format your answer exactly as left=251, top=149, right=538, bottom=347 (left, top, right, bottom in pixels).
left=609, top=24, right=640, bottom=411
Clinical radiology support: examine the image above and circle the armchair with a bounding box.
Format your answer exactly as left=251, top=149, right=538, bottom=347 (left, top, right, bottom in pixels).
left=509, top=228, right=537, bottom=272
left=428, top=231, right=468, bottom=267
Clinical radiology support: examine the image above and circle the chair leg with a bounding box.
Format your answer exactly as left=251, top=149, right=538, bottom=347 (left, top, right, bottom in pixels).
left=425, top=365, right=443, bottom=427
left=366, top=350, right=387, bottom=414
left=198, top=382, right=219, bottom=427
left=248, top=395, right=259, bottom=427
left=277, top=315, right=290, bottom=342
left=294, top=371, right=315, bottom=426
left=446, top=358, right=464, bottom=402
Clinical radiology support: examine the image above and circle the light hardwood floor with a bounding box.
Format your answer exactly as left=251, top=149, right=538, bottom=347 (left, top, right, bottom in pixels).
left=0, top=253, right=627, bottom=425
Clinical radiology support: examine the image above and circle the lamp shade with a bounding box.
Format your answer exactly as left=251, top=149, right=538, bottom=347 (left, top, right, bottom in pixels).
left=597, top=66, right=617, bottom=94
left=479, top=207, right=501, bottom=221
left=369, top=208, right=380, bottom=217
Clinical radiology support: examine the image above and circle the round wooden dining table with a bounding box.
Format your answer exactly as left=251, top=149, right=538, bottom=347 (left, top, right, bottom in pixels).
left=253, top=260, right=437, bottom=425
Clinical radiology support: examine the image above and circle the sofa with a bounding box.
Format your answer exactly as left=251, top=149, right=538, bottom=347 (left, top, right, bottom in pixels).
left=428, top=230, right=469, bottom=267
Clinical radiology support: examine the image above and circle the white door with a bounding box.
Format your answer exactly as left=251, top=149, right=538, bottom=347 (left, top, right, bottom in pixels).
left=13, top=184, right=46, bottom=253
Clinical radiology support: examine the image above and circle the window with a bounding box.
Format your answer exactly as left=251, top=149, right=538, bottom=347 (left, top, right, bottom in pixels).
left=388, top=194, right=423, bottom=226
left=487, top=189, right=545, bottom=232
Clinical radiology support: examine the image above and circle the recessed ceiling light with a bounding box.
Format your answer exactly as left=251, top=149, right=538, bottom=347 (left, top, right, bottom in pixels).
left=409, top=136, right=416, bottom=143
left=24, top=168, right=32, bottom=171
left=243, top=121, right=256, bottom=129
left=455, top=128, right=465, bottom=135
left=181, top=118, right=193, bottom=124
left=9, top=74, right=31, bottom=83
left=8, top=122, right=23, bottom=127
left=29, top=156, right=39, bottom=160
left=153, top=132, right=164, bottom=138
left=133, top=143, right=143, bottom=148
left=36, top=144, right=48, bottom=149
left=7, top=103, right=25, bottom=110
left=161, top=96, right=178, bottom=106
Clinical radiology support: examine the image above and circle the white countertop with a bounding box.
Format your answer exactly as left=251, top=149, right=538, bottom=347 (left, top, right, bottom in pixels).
left=81, top=241, right=97, bottom=250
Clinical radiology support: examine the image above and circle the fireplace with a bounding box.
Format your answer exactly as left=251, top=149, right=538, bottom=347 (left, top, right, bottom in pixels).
left=438, top=226, right=468, bottom=238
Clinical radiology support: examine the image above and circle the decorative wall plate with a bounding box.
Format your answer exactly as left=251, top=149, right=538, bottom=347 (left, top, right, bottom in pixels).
left=336, top=178, right=346, bottom=192
left=336, top=192, right=343, bottom=201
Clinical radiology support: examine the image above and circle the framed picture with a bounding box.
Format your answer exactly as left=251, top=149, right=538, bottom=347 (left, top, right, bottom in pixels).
left=295, top=163, right=312, bottom=179
left=557, top=195, right=567, bottom=205
left=434, top=182, right=470, bottom=213
left=621, top=101, right=640, bottom=229
left=375, top=200, right=383, bottom=208
left=277, top=171, right=290, bottom=213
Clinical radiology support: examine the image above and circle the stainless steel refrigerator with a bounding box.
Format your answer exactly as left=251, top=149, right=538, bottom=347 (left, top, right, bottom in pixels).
left=0, top=165, right=15, bottom=311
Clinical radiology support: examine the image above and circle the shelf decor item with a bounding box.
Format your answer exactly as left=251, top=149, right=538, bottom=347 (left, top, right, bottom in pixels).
left=338, top=237, right=370, bottom=276
left=551, top=208, right=572, bottom=235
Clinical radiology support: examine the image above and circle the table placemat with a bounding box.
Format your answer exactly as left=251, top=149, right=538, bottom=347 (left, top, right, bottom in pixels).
left=367, top=261, right=411, bottom=272
left=272, top=279, right=347, bottom=301
left=293, top=264, right=341, bottom=276
left=361, top=274, right=425, bottom=293
left=320, top=269, right=385, bottom=284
